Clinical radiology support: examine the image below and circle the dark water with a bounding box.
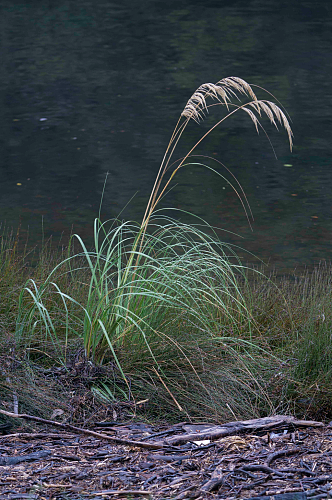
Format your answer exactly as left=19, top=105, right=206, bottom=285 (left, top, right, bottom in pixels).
left=1, top=0, right=332, bottom=273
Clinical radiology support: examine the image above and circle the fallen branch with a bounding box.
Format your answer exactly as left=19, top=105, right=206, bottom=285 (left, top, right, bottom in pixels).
left=159, top=415, right=324, bottom=446
left=0, top=409, right=163, bottom=450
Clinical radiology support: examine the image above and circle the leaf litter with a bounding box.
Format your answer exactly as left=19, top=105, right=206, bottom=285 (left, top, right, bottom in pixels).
left=1, top=413, right=332, bottom=499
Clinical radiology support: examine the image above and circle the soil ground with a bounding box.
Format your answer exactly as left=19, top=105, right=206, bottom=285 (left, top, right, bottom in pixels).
left=1, top=417, right=332, bottom=499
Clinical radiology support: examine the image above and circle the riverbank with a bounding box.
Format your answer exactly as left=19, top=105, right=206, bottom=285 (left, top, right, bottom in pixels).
left=1, top=226, right=332, bottom=427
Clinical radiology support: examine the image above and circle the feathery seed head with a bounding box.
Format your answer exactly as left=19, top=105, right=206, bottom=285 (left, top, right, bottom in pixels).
left=181, top=76, right=259, bottom=122
left=181, top=76, right=293, bottom=151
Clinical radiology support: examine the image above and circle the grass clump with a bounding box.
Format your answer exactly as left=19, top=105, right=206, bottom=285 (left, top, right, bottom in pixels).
left=2, top=236, right=332, bottom=422
left=14, top=217, right=274, bottom=421
left=4, top=76, right=323, bottom=423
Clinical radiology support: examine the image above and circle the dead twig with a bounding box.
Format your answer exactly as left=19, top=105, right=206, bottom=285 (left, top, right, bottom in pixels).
left=0, top=409, right=163, bottom=450
left=265, top=447, right=304, bottom=466
left=0, top=432, right=76, bottom=441
left=90, top=490, right=152, bottom=497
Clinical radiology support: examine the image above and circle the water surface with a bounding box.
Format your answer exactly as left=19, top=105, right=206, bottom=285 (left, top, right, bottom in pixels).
left=1, top=0, right=332, bottom=273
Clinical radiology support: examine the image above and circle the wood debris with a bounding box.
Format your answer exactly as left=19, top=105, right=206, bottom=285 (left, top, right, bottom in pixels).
left=0, top=412, right=332, bottom=499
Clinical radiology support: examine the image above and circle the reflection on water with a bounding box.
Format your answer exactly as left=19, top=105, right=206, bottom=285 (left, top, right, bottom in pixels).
left=0, top=0, right=332, bottom=273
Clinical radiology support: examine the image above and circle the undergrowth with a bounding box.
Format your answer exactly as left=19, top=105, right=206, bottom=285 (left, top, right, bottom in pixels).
left=1, top=229, right=332, bottom=422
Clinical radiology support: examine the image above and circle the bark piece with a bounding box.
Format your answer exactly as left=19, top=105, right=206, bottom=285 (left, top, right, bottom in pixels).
left=0, top=449, right=51, bottom=465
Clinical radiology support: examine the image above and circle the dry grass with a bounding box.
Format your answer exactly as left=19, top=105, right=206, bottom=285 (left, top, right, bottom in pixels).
left=142, top=76, right=293, bottom=231
left=181, top=77, right=293, bottom=154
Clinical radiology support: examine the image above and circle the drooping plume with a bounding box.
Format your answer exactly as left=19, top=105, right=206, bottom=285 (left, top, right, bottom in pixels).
left=181, top=77, right=293, bottom=151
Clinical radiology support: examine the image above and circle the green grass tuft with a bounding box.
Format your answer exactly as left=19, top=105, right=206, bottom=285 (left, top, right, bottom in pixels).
left=4, top=77, right=329, bottom=422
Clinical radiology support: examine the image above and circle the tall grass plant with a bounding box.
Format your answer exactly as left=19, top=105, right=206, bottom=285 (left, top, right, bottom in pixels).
left=12, top=77, right=296, bottom=420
